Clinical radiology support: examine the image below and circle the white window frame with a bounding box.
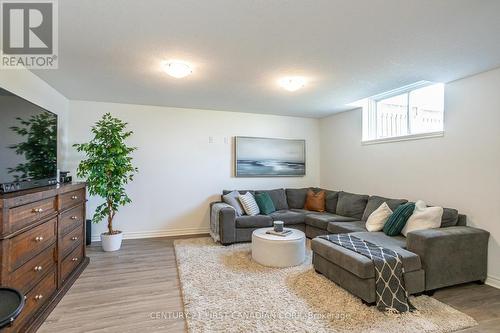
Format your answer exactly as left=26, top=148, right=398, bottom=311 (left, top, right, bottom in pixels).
left=361, top=81, right=445, bottom=144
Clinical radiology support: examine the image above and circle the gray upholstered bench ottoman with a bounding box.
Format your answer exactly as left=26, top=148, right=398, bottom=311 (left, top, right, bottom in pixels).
left=311, top=233, right=425, bottom=304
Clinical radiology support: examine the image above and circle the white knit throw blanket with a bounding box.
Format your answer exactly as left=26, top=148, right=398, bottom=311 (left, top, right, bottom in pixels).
left=210, top=202, right=235, bottom=242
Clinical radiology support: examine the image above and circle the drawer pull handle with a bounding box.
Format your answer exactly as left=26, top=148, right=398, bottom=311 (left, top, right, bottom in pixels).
left=70, top=216, right=78, bottom=220
left=72, top=257, right=79, bottom=262
left=71, top=195, right=78, bottom=200
left=34, top=294, right=43, bottom=301
left=71, top=236, right=78, bottom=241
left=32, top=208, right=44, bottom=214
left=34, top=236, right=44, bottom=242
left=34, top=266, right=43, bottom=271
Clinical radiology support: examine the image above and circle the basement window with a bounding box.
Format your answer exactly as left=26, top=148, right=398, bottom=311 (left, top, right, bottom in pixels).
left=357, top=82, right=445, bottom=144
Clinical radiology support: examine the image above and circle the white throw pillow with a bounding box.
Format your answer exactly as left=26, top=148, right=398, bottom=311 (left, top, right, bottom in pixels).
left=365, top=202, right=393, bottom=232
left=401, top=200, right=443, bottom=237
left=239, top=192, right=260, bottom=216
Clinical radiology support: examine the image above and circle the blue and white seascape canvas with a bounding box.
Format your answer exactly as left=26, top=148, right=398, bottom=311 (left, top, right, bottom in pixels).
left=235, top=137, right=305, bottom=177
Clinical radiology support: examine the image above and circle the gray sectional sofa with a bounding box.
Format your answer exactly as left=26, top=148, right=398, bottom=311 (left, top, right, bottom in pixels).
left=211, top=188, right=489, bottom=301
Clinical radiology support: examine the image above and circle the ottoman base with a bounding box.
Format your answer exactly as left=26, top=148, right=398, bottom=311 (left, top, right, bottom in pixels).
left=312, top=253, right=425, bottom=304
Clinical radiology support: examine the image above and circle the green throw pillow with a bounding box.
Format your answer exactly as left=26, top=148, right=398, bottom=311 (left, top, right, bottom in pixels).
left=383, top=202, right=415, bottom=236
left=254, top=192, right=276, bottom=215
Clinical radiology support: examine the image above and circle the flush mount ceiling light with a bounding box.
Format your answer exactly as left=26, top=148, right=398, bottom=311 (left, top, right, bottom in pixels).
left=162, top=61, right=193, bottom=78
left=278, top=76, right=307, bottom=92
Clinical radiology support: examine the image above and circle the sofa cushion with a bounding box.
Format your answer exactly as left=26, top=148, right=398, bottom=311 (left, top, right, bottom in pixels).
left=235, top=215, right=272, bottom=228
left=457, top=214, right=467, bottom=226
left=352, top=231, right=407, bottom=248
left=254, top=192, right=276, bottom=215
left=270, top=210, right=305, bottom=225
left=327, top=221, right=367, bottom=234
left=441, top=208, right=459, bottom=227
left=361, top=195, right=408, bottom=221
left=222, top=190, right=244, bottom=216
left=350, top=232, right=421, bottom=273
left=325, top=191, right=339, bottom=213
left=290, top=208, right=313, bottom=214
left=285, top=188, right=309, bottom=209
left=306, top=213, right=357, bottom=230
left=383, top=202, right=415, bottom=236
left=335, top=191, right=369, bottom=219
left=256, top=189, right=288, bottom=211
left=304, top=190, right=326, bottom=212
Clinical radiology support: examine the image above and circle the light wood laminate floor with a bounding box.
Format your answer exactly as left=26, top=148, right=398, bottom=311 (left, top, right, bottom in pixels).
left=38, top=237, right=500, bottom=333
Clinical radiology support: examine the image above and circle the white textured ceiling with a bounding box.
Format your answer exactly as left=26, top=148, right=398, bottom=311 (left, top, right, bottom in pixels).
left=33, top=0, right=500, bottom=118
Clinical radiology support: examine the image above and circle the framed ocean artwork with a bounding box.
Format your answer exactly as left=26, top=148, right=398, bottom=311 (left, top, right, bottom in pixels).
left=235, top=136, right=306, bottom=177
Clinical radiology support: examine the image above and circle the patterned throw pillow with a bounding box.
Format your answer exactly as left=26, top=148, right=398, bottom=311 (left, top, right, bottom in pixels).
left=254, top=192, right=276, bottom=215
left=239, top=192, right=260, bottom=216
left=383, top=202, right=415, bottom=236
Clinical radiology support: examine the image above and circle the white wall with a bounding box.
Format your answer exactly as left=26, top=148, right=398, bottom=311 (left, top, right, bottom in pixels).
left=66, top=101, right=320, bottom=240
left=319, top=67, right=500, bottom=288
left=0, top=69, right=69, bottom=168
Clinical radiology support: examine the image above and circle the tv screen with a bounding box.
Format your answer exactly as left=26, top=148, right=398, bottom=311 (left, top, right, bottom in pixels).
left=0, top=87, right=58, bottom=192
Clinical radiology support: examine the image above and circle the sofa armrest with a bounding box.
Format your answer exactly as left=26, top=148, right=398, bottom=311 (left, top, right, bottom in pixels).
left=406, top=226, right=489, bottom=290
left=210, top=201, right=237, bottom=245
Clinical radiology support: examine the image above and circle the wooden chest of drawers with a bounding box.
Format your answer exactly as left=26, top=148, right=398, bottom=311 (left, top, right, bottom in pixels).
left=0, top=183, right=89, bottom=333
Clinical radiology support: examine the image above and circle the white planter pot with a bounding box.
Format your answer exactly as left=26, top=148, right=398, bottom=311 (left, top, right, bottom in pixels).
left=101, top=231, right=123, bottom=252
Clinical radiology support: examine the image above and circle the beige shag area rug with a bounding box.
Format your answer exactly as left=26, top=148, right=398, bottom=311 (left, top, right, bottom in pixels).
left=174, top=237, right=476, bottom=333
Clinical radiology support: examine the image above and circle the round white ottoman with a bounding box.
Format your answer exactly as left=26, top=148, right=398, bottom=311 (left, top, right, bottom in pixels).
left=251, top=227, right=306, bottom=268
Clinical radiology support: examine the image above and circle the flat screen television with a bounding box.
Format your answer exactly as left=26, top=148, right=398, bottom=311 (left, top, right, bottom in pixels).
left=0, top=87, right=58, bottom=193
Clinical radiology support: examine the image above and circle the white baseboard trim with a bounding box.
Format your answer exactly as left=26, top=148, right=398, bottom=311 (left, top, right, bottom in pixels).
left=486, top=275, right=500, bottom=289
left=91, top=227, right=210, bottom=242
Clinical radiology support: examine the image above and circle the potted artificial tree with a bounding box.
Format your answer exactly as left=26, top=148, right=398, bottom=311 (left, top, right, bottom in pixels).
left=74, top=113, right=138, bottom=252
